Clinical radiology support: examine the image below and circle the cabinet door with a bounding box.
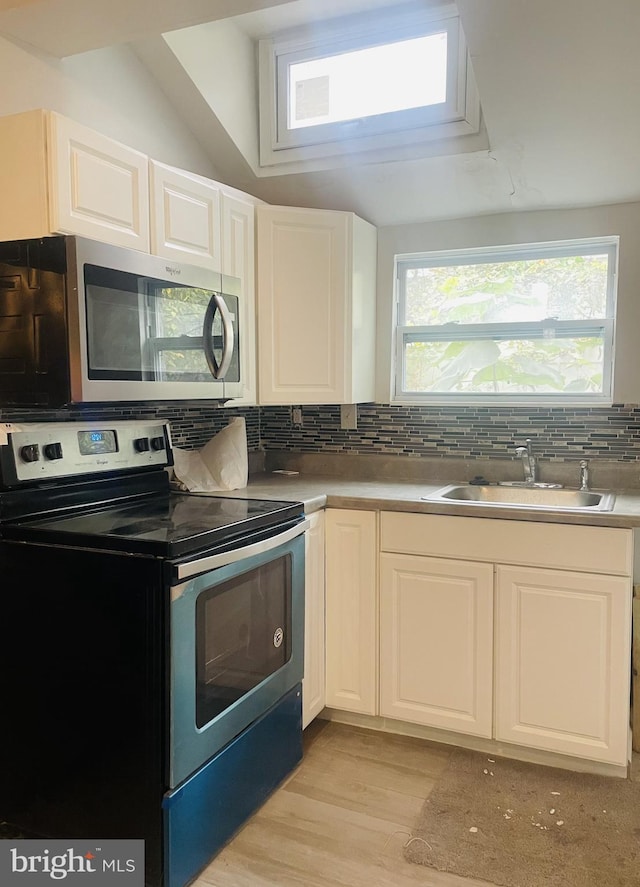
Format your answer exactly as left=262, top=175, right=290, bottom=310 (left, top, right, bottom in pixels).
left=149, top=161, right=221, bottom=268
left=325, top=509, right=377, bottom=715
left=303, top=510, right=326, bottom=728
left=49, top=113, right=150, bottom=251
left=221, top=192, right=257, bottom=406
left=495, top=565, right=632, bottom=765
left=380, top=553, right=494, bottom=737
left=257, top=205, right=349, bottom=405
left=0, top=109, right=49, bottom=241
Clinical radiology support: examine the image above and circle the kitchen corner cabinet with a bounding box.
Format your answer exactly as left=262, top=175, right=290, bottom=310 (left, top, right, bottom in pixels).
left=0, top=109, right=150, bottom=250
left=302, top=510, right=326, bottom=728
left=325, top=509, right=378, bottom=714
left=379, top=512, right=633, bottom=766
left=379, top=553, right=494, bottom=737
left=256, top=205, right=377, bottom=405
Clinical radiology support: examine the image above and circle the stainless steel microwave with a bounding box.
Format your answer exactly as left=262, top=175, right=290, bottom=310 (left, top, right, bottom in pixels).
left=0, top=235, right=243, bottom=407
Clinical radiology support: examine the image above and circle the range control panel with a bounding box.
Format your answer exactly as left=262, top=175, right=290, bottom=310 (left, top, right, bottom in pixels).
left=0, top=420, right=172, bottom=485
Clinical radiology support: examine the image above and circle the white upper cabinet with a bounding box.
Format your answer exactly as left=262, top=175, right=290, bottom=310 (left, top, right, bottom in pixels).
left=149, top=161, right=259, bottom=405
left=0, top=109, right=150, bottom=251
left=221, top=192, right=258, bottom=407
left=256, top=205, right=377, bottom=405
left=149, top=161, right=222, bottom=269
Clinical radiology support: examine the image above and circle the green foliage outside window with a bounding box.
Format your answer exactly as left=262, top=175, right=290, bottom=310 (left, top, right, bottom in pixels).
left=151, top=286, right=214, bottom=379
left=398, top=250, right=612, bottom=396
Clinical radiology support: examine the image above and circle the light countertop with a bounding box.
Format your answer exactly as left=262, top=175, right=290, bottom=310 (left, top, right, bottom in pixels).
left=183, top=472, right=640, bottom=529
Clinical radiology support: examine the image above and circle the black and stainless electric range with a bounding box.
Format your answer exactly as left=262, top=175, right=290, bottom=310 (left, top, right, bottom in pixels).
left=0, top=419, right=307, bottom=887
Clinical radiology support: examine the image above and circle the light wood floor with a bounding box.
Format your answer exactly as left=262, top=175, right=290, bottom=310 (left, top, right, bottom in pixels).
left=194, top=719, right=498, bottom=887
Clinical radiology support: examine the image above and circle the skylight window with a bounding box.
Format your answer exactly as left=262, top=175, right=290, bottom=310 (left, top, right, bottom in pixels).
left=258, top=3, right=483, bottom=169
left=287, top=32, right=448, bottom=130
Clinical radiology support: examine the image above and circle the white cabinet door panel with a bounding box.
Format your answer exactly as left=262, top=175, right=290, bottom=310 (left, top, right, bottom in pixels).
left=50, top=113, right=149, bottom=251
left=256, top=205, right=376, bottom=404
left=303, top=510, right=326, bottom=728
left=325, top=509, right=377, bottom=715
left=221, top=193, right=257, bottom=406
left=495, top=565, right=632, bottom=764
left=258, top=209, right=344, bottom=401
left=149, top=161, right=221, bottom=268
left=380, top=553, right=494, bottom=737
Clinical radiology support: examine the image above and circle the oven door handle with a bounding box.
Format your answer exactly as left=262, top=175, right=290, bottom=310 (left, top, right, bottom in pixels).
left=174, top=518, right=310, bottom=581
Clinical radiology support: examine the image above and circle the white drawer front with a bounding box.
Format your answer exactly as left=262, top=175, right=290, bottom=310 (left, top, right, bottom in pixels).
left=380, top=512, right=633, bottom=576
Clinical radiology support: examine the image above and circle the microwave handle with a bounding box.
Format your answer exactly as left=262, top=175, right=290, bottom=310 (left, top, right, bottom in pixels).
left=203, top=293, right=234, bottom=379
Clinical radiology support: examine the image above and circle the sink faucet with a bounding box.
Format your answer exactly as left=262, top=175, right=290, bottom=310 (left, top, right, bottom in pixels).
left=515, top=439, right=537, bottom=484
left=579, top=460, right=590, bottom=491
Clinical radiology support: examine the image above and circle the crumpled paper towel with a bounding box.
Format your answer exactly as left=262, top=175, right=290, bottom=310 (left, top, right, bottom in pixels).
left=171, top=417, right=248, bottom=492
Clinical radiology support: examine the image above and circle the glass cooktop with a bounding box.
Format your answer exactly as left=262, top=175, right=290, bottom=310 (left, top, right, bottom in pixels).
left=3, top=492, right=304, bottom=558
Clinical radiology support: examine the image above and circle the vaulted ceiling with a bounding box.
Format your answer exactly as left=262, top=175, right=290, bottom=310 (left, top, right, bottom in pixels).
left=1, top=0, right=639, bottom=228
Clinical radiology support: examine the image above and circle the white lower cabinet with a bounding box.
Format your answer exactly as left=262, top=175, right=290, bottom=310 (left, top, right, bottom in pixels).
left=318, top=510, right=634, bottom=768
left=379, top=553, right=494, bottom=737
left=495, top=565, right=632, bottom=764
left=303, top=510, right=326, bottom=728
left=324, top=509, right=378, bottom=715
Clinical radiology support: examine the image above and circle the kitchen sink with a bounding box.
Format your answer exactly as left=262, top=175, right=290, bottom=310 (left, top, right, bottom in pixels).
left=423, top=484, right=616, bottom=512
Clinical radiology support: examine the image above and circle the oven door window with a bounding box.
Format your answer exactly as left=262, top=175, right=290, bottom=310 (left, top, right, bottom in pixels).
left=84, top=264, right=239, bottom=383
left=195, top=554, right=292, bottom=728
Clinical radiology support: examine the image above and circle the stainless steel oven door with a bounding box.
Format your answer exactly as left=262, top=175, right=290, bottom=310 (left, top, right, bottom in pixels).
left=169, top=521, right=307, bottom=788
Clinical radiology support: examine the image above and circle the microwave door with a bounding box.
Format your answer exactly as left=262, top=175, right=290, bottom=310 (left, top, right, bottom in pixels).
left=142, top=282, right=225, bottom=396
left=203, top=293, right=234, bottom=380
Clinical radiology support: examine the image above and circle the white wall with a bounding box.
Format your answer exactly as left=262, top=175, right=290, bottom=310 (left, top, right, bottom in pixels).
left=0, top=35, right=219, bottom=178
left=163, top=20, right=259, bottom=171
left=376, top=202, right=640, bottom=404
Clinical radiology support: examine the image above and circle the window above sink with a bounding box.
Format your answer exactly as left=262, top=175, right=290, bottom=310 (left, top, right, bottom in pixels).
left=393, top=236, right=618, bottom=407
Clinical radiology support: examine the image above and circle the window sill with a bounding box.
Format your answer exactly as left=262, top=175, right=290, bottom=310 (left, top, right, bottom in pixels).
left=391, top=396, right=614, bottom=408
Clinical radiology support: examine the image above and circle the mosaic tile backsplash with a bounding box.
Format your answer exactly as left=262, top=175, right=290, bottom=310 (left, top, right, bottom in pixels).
left=0, top=404, right=260, bottom=451
left=2, top=402, right=640, bottom=462
left=259, top=404, right=640, bottom=462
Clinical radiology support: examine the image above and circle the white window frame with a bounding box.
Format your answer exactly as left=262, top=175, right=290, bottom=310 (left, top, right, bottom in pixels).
left=392, top=238, right=619, bottom=406
left=258, top=4, right=481, bottom=169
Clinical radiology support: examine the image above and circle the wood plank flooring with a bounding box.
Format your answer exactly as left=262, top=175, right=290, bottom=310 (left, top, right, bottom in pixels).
left=194, top=719, right=498, bottom=887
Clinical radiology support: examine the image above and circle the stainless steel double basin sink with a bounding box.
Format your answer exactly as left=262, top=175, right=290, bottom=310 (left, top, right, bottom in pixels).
left=423, top=483, right=616, bottom=513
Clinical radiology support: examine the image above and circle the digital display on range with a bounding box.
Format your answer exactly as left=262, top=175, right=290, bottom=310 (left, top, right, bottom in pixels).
left=77, top=430, right=118, bottom=456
